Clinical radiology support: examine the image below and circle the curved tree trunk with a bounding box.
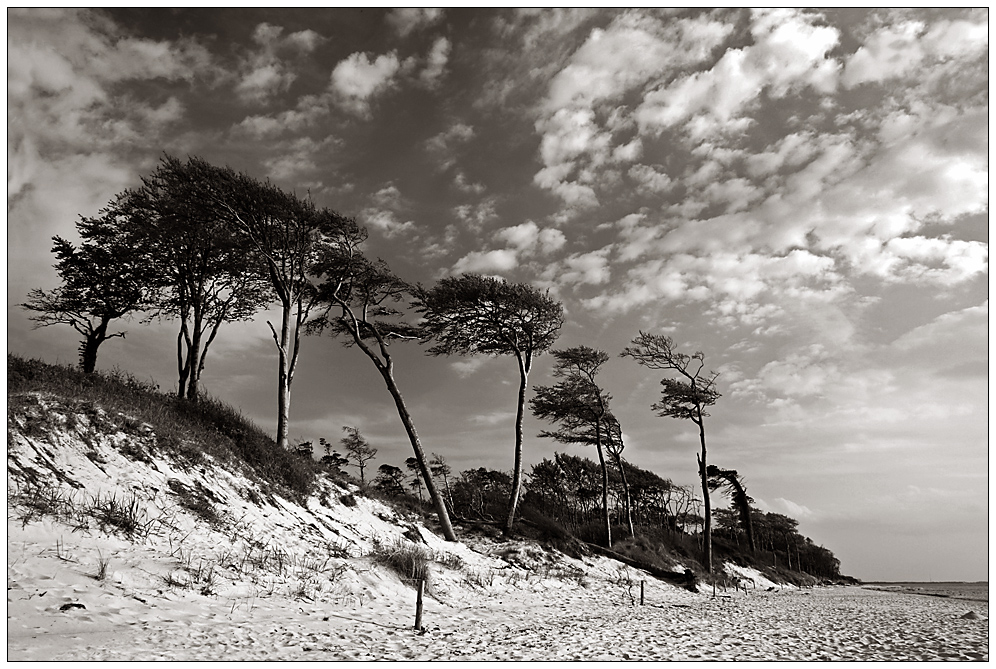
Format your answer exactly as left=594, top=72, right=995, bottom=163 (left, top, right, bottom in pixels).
left=611, top=452, right=635, bottom=539
left=503, top=353, right=530, bottom=535
left=595, top=422, right=611, bottom=548
left=380, top=364, right=458, bottom=542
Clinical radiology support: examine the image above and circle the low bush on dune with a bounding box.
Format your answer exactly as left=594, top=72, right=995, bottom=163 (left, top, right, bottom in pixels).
left=7, top=354, right=319, bottom=500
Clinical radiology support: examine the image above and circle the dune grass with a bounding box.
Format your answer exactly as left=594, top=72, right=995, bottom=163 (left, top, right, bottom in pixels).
left=7, top=354, right=319, bottom=500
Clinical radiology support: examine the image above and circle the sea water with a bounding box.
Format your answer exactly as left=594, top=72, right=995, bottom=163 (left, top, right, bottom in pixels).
left=862, top=582, right=988, bottom=602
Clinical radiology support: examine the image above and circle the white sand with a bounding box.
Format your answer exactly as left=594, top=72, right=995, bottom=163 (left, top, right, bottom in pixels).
left=7, top=395, right=990, bottom=661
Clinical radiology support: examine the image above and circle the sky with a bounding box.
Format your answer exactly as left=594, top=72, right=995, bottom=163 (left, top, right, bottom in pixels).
left=6, top=8, right=989, bottom=582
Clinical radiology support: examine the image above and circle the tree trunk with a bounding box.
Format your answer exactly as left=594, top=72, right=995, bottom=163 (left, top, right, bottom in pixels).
left=503, top=354, right=529, bottom=535
left=176, top=328, right=190, bottom=399
left=274, top=300, right=293, bottom=451
left=697, top=417, right=712, bottom=573
left=185, top=317, right=203, bottom=401
left=79, top=331, right=102, bottom=374
left=612, top=452, right=635, bottom=539
left=595, top=421, right=611, bottom=548
left=379, top=364, right=458, bottom=542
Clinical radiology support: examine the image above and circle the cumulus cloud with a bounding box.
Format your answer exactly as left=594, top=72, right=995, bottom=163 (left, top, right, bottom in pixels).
left=426, top=122, right=474, bottom=171
left=361, top=183, right=415, bottom=237
left=7, top=7, right=219, bottom=266
left=330, top=51, right=403, bottom=117
left=451, top=220, right=565, bottom=275
left=420, top=37, right=451, bottom=87
left=495, top=221, right=567, bottom=255
left=532, top=11, right=734, bottom=213
left=234, top=23, right=324, bottom=104
left=452, top=199, right=498, bottom=231
left=636, top=9, right=839, bottom=134
left=842, top=18, right=988, bottom=88
left=453, top=249, right=519, bottom=275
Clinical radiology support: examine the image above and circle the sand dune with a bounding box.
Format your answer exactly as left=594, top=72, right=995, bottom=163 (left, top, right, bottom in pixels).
left=7, top=396, right=988, bottom=661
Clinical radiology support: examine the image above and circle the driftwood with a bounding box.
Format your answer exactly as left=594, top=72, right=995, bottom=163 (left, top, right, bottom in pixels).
left=583, top=542, right=698, bottom=592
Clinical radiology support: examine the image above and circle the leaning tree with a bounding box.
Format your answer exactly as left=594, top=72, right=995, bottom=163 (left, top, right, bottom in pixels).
left=603, top=414, right=635, bottom=540
left=417, top=274, right=563, bottom=535
left=21, top=194, right=161, bottom=373
left=309, top=251, right=458, bottom=542
left=530, top=346, right=614, bottom=547
left=707, top=464, right=757, bottom=554
left=622, top=332, right=722, bottom=572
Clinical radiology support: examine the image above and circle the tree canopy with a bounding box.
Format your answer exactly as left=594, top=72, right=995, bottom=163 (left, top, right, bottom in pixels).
left=417, top=273, right=563, bottom=535
left=21, top=194, right=161, bottom=373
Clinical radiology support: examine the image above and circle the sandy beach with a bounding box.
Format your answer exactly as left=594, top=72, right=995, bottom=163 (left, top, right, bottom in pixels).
left=7, top=396, right=988, bottom=662
left=9, top=581, right=987, bottom=662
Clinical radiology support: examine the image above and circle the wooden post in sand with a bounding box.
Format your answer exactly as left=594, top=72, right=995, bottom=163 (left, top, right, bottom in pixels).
left=640, top=581, right=645, bottom=606
left=414, top=579, right=425, bottom=631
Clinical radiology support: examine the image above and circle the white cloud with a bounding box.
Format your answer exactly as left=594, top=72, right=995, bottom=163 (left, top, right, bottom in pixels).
left=330, top=51, right=402, bottom=117
left=420, top=37, right=451, bottom=87
left=545, top=247, right=612, bottom=287
left=362, top=209, right=415, bottom=238
left=451, top=358, right=487, bottom=378
left=453, top=249, right=519, bottom=275
left=842, top=18, right=988, bottom=88
left=452, top=199, right=497, bottom=230
left=426, top=122, right=474, bottom=171
left=532, top=11, right=733, bottom=212
left=235, top=23, right=325, bottom=104
left=494, top=221, right=566, bottom=256
left=386, top=8, right=444, bottom=37
left=637, top=9, right=839, bottom=134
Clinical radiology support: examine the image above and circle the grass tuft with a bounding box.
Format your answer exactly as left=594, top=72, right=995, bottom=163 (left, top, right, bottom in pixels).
left=369, top=537, right=432, bottom=592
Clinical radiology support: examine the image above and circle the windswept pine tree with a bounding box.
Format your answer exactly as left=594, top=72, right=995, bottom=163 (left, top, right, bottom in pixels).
left=530, top=346, right=614, bottom=547
left=622, top=332, right=722, bottom=572
left=417, top=274, right=563, bottom=536
left=21, top=194, right=162, bottom=374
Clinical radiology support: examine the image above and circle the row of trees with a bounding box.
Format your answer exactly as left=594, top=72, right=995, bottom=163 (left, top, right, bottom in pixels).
left=24, top=155, right=750, bottom=573
left=361, top=446, right=842, bottom=580
left=22, top=155, right=568, bottom=544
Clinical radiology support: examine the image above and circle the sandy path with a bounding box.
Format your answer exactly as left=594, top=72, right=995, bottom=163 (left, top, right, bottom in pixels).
left=12, top=586, right=987, bottom=661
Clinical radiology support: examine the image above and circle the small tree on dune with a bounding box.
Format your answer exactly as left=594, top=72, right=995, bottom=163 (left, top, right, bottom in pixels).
left=374, top=464, right=407, bottom=496
left=338, top=426, right=377, bottom=485
left=318, top=438, right=349, bottom=475
left=405, top=456, right=425, bottom=501
left=429, top=453, right=455, bottom=514
left=621, top=331, right=721, bottom=572
left=417, top=274, right=563, bottom=536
